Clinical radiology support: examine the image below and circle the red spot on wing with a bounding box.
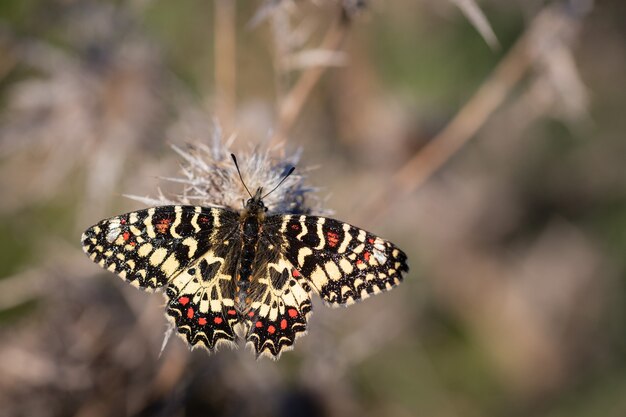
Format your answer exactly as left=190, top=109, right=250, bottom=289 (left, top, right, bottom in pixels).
left=120, top=218, right=127, bottom=225
left=288, top=308, right=298, bottom=318
left=280, top=319, right=287, bottom=330
left=255, top=321, right=263, bottom=328
left=248, top=311, right=255, bottom=317
left=155, top=218, right=172, bottom=234
left=130, top=241, right=137, bottom=247
left=187, top=307, right=194, bottom=319
left=364, top=251, right=371, bottom=262
left=227, top=309, right=237, bottom=316
left=267, top=325, right=276, bottom=334
left=368, top=238, right=375, bottom=244
left=356, top=259, right=363, bottom=265
left=199, top=216, right=209, bottom=223
left=214, top=317, right=223, bottom=324
left=292, top=269, right=300, bottom=277
left=122, top=231, right=130, bottom=241
left=198, top=317, right=207, bottom=325
left=290, top=224, right=300, bottom=231
left=327, top=231, right=339, bottom=247
left=179, top=296, right=190, bottom=306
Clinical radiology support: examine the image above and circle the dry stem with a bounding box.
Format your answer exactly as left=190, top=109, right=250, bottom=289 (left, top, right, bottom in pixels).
left=271, top=10, right=351, bottom=144
left=357, top=6, right=574, bottom=224
left=214, top=0, right=237, bottom=131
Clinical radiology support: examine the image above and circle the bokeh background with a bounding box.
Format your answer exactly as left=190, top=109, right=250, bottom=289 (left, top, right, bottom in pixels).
left=1, top=0, right=625, bottom=416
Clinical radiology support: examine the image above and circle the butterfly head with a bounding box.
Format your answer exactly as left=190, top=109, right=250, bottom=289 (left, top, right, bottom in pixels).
left=245, top=187, right=268, bottom=214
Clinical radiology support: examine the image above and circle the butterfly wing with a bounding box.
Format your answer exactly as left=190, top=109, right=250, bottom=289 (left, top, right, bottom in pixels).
left=81, top=205, right=233, bottom=289
left=164, top=229, right=241, bottom=350
left=242, top=214, right=408, bottom=358
left=243, top=245, right=312, bottom=359
left=82, top=205, right=242, bottom=350
left=265, top=214, right=409, bottom=306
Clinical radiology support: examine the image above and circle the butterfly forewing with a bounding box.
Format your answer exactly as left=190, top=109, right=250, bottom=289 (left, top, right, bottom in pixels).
left=81, top=206, right=233, bottom=290
left=266, top=214, right=409, bottom=306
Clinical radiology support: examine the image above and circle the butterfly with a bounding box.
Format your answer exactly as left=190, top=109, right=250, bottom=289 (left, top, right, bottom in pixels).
left=81, top=155, right=409, bottom=359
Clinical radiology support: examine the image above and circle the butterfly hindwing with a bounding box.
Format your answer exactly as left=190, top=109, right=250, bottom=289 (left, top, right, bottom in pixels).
left=165, top=234, right=240, bottom=350
left=244, top=248, right=312, bottom=359
left=267, top=214, right=409, bottom=306
left=81, top=205, right=235, bottom=290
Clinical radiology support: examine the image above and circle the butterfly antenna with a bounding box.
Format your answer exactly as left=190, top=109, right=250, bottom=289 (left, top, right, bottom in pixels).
left=262, top=166, right=295, bottom=199
left=231, top=154, right=253, bottom=198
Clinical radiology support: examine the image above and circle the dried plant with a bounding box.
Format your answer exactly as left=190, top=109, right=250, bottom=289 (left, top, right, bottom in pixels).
left=128, top=129, right=328, bottom=217
left=0, top=2, right=165, bottom=219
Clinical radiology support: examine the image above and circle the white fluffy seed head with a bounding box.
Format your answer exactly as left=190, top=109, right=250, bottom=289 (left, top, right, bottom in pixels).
left=128, top=129, right=327, bottom=216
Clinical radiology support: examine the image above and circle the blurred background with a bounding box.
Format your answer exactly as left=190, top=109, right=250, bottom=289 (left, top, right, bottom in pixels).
left=1, top=0, right=625, bottom=416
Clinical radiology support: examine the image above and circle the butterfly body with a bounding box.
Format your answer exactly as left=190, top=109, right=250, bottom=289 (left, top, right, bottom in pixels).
left=235, top=188, right=268, bottom=314
left=82, top=191, right=408, bottom=359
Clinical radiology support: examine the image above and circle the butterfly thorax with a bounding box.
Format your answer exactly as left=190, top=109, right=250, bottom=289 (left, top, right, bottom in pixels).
left=235, top=188, right=267, bottom=313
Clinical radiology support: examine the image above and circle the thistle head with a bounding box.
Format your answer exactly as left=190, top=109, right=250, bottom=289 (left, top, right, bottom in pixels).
left=128, top=128, right=327, bottom=216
